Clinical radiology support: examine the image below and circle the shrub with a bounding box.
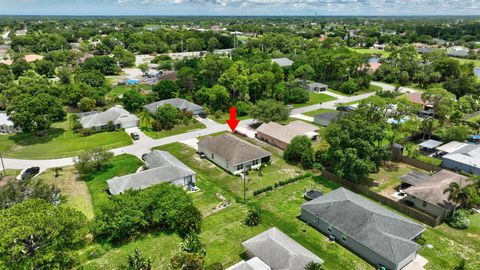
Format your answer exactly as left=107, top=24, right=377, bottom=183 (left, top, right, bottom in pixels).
left=125, top=248, right=152, bottom=270
left=446, top=209, right=471, bottom=229
left=253, top=173, right=312, bottom=196
left=244, top=207, right=262, bottom=227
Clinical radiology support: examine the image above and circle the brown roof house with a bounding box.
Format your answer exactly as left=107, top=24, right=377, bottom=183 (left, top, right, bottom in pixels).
left=402, top=170, right=470, bottom=220
left=402, top=92, right=432, bottom=110
left=256, top=120, right=319, bottom=150
left=197, top=134, right=271, bottom=175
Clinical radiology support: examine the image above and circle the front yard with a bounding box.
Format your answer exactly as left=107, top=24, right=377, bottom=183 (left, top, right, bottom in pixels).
left=0, top=121, right=132, bottom=159
left=292, top=92, right=337, bottom=108
left=139, top=118, right=206, bottom=139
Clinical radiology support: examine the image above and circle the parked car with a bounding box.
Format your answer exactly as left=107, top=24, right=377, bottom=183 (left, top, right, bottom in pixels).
left=21, top=166, right=40, bottom=180
left=286, top=104, right=293, bottom=110
left=130, top=132, right=140, bottom=140
left=337, top=105, right=355, bottom=112
left=198, top=112, right=208, bottom=119
left=198, top=152, right=206, bottom=159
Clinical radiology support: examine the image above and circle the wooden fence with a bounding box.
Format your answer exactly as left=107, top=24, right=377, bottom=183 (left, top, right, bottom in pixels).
left=321, top=170, right=443, bottom=227
left=400, top=155, right=442, bottom=172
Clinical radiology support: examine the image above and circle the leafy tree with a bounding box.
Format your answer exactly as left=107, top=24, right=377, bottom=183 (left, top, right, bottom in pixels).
left=153, top=80, right=178, bottom=100
left=156, top=104, right=178, bottom=130
left=34, top=59, right=55, bottom=78
left=176, top=66, right=196, bottom=96
left=74, top=147, right=114, bottom=176
left=438, top=125, right=471, bottom=143
left=294, top=64, right=314, bottom=83
left=444, top=182, right=471, bottom=210
left=82, top=56, right=120, bottom=75
left=284, top=87, right=309, bottom=104
left=249, top=99, right=289, bottom=123
left=78, top=97, right=96, bottom=112
left=305, top=261, right=323, bottom=270
left=446, top=209, right=471, bottom=229
left=324, top=113, right=388, bottom=182
left=244, top=207, right=262, bottom=227
left=0, top=199, right=88, bottom=269
left=186, top=38, right=204, bottom=52
left=181, top=233, right=206, bottom=257
left=195, top=85, right=229, bottom=112
left=7, top=93, right=65, bottom=133
left=138, top=109, right=155, bottom=127
left=0, top=64, right=13, bottom=84
left=56, top=66, right=72, bottom=84
left=75, top=70, right=105, bottom=88
left=123, top=89, right=145, bottom=111
left=138, top=63, right=149, bottom=75
left=170, top=252, right=205, bottom=270
left=11, top=59, right=32, bottom=78
left=113, top=46, right=135, bottom=68
left=207, top=37, right=220, bottom=52
left=340, top=79, right=360, bottom=94
left=0, top=178, right=61, bottom=209
left=125, top=248, right=152, bottom=270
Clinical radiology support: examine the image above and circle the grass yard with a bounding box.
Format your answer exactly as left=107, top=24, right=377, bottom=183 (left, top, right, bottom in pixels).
left=328, top=84, right=381, bottom=97
left=139, top=118, right=206, bottom=139
left=84, top=154, right=143, bottom=215
left=303, top=108, right=336, bottom=117
left=292, top=92, right=337, bottom=108
left=106, top=84, right=153, bottom=101
left=0, top=121, right=132, bottom=159
left=350, top=48, right=391, bottom=57
left=155, top=141, right=304, bottom=200
left=41, top=167, right=94, bottom=219
left=467, top=213, right=480, bottom=235
left=210, top=112, right=250, bottom=124
left=466, top=112, right=480, bottom=123
left=365, top=162, right=427, bottom=194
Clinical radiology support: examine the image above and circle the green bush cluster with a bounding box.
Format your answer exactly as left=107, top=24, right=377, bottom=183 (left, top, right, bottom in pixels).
left=446, top=209, right=471, bottom=229
left=253, top=173, right=312, bottom=196
left=93, top=184, right=202, bottom=243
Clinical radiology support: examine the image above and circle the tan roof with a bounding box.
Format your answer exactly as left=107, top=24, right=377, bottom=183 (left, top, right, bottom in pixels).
left=23, top=54, right=44, bottom=62
left=197, top=134, right=271, bottom=166
left=404, top=170, right=470, bottom=210
left=403, top=92, right=432, bottom=107
left=256, top=120, right=318, bottom=144
left=0, top=59, right=12, bottom=65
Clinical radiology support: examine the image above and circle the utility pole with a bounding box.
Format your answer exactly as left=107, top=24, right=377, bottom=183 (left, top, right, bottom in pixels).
left=243, top=167, right=247, bottom=204
left=0, top=153, right=5, bottom=177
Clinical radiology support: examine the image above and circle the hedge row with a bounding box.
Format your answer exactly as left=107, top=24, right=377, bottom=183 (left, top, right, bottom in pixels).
left=253, top=172, right=313, bottom=196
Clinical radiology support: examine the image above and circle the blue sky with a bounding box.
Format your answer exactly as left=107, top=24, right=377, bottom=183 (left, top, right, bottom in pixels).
left=0, top=0, right=479, bottom=16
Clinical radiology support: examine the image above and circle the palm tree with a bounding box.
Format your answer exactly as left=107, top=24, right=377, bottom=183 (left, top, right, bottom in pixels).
left=138, top=110, right=154, bottom=128
left=444, top=182, right=470, bottom=211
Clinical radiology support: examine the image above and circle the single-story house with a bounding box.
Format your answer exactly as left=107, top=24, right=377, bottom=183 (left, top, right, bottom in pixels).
left=80, top=105, right=139, bottom=130
left=403, top=170, right=470, bottom=219
left=402, top=92, right=432, bottom=110
left=0, top=59, right=13, bottom=65
left=417, top=47, right=435, bottom=54
left=301, top=188, right=425, bottom=270
left=372, top=43, right=386, bottom=50
left=197, top=134, right=271, bottom=175
left=23, top=54, right=44, bottom=63
left=107, top=150, right=196, bottom=195
left=441, top=143, right=480, bottom=176
left=307, top=82, right=328, bottom=93
left=256, top=120, right=318, bottom=150
left=0, top=112, right=21, bottom=133
left=314, top=111, right=343, bottom=127
left=145, top=98, right=203, bottom=115
left=270, top=57, right=293, bottom=67
left=15, top=29, right=27, bottom=36
left=447, top=46, right=469, bottom=57
left=230, top=227, right=323, bottom=270
left=436, top=141, right=469, bottom=156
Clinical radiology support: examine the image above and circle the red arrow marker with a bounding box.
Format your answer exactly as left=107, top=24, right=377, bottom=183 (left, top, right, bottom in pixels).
left=226, top=106, right=240, bottom=133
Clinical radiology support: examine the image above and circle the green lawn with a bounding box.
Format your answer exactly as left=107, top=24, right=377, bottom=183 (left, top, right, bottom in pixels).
left=139, top=118, right=206, bottom=139
left=84, top=154, right=143, bottom=215
left=292, top=92, right=337, bottom=109
left=365, top=162, right=426, bottom=193
left=155, top=141, right=304, bottom=199
left=467, top=213, right=480, bottom=235
left=107, top=84, right=153, bottom=101
left=79, top=141, right=480, bottom=270
left=466, top=112, right=480, bottom=123
left=41, top=167, right=95, bottom=219
left=329, top=84, right=382, bottom=97
left=303, top=108, right=336, bottom=117
left=210, top=113, right=250, bottom=124
left=0, top=121, right=132, bottom=159
left=350, top=48, right=391, bottom=57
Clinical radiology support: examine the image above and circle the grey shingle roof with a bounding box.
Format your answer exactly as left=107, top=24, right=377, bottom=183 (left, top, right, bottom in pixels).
left=107, top=150, right=195, bottom=195
left=197, top=134, right=271, bottom=166
left=313, top=111, right=342, bottom=127
left=226, top=257, right=271, bottom=270
left=404, top=170, right=470, bottom=210
left=270, top=57, right=293, bottom=67
left=242, top=227, right=323, bottom=270
left=144, top=98, right=203, bottom=114
left=302, top=188, right=425, bottom=265
left=79, top=105, right=138, bottom=128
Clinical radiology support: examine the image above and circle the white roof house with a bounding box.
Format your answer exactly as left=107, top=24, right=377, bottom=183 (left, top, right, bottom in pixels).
left=270, top=57, right=293, bottom=67
left=226, top=257, right=271, bottom=270
left=79, top=105, right=139, bottom=130
left=0, top=112, right=21, bottom=133
left=441, top=144, right=480, bottom=175
left=437, top=141, right=469, bottom=154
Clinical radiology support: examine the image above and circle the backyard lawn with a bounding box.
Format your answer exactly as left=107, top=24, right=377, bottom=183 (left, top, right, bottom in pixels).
left=364, top=162, right=427, bottom=194
left=292, top=92, right=337, bottom=108
left=0, top=121, right=132, bottom=159
left=78, top=141, right=480, bottom=270
left=350, top=48, right=391, bottom=57
left=139, top=118, right=206, bottom=139
left=303, top=108, right=336, bottom=117
left=41, top=167, right=95, bottom=219
left=84, top=154, right=143, bottom=215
